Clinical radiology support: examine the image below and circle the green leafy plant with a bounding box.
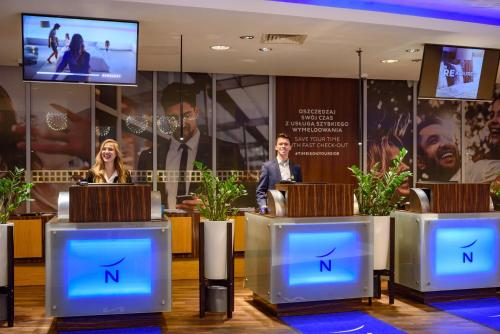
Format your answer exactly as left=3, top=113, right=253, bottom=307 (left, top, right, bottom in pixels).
left=348, top=148, right=412, bottom=216
left=0, top=168, right=33, bottom=224
left=491, top=174, right=500, bottom=198
left=194, top=161, right=247, bottom=221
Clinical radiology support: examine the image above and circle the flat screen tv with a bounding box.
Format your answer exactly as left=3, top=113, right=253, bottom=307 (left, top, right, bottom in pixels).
left=418, top=44, right=500, bottom=101
left=22, top=13, right=139, bottom=86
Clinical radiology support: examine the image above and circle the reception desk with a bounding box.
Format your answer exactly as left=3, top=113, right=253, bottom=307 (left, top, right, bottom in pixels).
left=394, top=211, right=500, bottom=301
left=45, top=219, right=172, bottom=317
left=245, top=213, right=373, bottom=313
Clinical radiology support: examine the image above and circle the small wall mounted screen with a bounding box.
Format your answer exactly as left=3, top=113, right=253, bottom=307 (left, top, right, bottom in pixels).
left=418, top=44, right=500, bottom=101
left=22, top=14, right=138, bottom=85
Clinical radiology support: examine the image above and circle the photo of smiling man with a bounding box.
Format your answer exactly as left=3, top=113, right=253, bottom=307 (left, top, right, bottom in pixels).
left=417, top=100, right=462, bottom=182
left=466, top=91, right=500, bottom=182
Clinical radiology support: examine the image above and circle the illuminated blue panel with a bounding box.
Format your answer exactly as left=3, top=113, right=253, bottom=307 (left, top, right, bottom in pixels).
left=67, top=239, right=152, bottom=298
left=434, top=227, right=496, bottom=275
left=288, top=232, right=359, bottom=286
left=271, top=0, right=500, bottom=26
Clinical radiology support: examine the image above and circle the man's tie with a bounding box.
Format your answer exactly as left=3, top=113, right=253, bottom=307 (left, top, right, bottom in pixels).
left=177, top=143, right=189, bottom=196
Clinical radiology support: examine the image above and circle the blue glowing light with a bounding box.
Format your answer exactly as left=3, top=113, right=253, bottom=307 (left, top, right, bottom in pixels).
left=271, top=0, right=500, bottom=26
left=434, top=227, right=496, bottom=275
left=287, top=231, right=360, bottom=286
left=66, top=239, right=152, bottom=298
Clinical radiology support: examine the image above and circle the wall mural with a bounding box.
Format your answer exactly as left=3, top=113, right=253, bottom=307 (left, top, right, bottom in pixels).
left=1, top=64, right=499, bottom=213
left=366, top=79, right=413, bottom=198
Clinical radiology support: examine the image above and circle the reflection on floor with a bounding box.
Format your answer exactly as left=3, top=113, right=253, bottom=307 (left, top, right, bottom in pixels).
left=2, top=279, right=498, bottom=334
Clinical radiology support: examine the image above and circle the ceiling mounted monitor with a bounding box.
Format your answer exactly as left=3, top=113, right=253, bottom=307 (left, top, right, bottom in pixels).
left=22, top=13, right=139, bottom=86
left=418, top=44, right=500, bottom=101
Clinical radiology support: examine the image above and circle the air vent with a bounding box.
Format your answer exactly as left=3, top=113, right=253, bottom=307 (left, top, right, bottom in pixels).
left=261, top=34, right=307, bottom=45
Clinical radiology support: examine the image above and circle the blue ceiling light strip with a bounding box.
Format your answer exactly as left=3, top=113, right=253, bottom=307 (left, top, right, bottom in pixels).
left=271, top=0, right=500, bottom=26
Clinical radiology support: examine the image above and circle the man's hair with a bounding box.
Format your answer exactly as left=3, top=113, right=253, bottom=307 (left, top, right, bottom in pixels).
left=54, top=23, right=60, bottom=29
left=493, top=92, right=500, bottom=104
left=417, top=116, right=443, bottom=136
left=417, top=116, right=444, bottom=150
left=160, top=83, right=200, bottom=110
left=276, top=133, right=291, bottom=142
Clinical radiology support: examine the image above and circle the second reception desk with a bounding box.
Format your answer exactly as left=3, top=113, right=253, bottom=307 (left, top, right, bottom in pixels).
left=245, top=213, right=373, bottom=305
left=394, top=211, right=500, bottom=293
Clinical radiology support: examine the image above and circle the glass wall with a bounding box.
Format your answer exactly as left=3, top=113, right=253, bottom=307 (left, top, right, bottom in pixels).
left=0, top=67, right=26, bottom=175
left=155, top=72, right=213, bottom=209
left=216, top=74, right=269, bottom=207
left=30, top=83, right=91, bottom=211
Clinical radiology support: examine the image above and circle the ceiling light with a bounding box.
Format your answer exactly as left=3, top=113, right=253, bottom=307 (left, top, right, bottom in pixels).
left=381, top=59, right=399, bottom=64
left=210, top=45, right=230, bottom=51
left=240, top=35, right=255, bottom=40
left=259, top=47, right=272, bottom=52
left=406, top=48, right=420, bottom=53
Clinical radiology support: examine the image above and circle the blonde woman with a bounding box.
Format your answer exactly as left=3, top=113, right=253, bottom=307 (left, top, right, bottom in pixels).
left=84, top=139, right=132, bottom=183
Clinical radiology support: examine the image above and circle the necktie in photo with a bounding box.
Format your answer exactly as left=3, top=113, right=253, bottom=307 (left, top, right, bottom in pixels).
left=177, top=143, right=189, bottom=196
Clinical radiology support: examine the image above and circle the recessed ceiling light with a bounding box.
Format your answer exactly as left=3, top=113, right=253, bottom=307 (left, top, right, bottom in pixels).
left=259, top=47, right=272, bottom=52
left=381, top=59, right=399, bottom=64
left=406, top=48, right=420, bottom=53
left=240, top=35, right=255, bottom=40
left=210, top=45, right=230, bottom=51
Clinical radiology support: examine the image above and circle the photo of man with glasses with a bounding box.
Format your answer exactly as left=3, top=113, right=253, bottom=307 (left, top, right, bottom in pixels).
left=138, top=82, right=243, bottom=209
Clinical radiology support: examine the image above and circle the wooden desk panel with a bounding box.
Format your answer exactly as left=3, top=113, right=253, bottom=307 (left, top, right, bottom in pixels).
left=417, top=183, right=491, bottom=213
left=69, top=185, right=151, bottom=222
left=276, top=183, right=354, bottom=217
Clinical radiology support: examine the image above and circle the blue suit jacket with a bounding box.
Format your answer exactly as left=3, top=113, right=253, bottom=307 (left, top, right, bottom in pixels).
left=256, top=159, right=302, bottom=208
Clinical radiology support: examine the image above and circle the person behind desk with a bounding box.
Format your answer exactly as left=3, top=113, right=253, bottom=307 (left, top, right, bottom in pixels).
left=256, top=133, right=302, bottom=214
left=84, top=139, right=132, bottom=183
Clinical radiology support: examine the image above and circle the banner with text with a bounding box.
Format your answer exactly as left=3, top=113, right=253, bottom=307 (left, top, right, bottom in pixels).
left=276, top=76, right=359, bottom=183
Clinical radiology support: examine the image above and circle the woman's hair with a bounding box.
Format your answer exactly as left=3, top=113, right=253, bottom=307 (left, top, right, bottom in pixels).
left=91, top=139, right=128, bottom=183
left=69, top=34, right=84, bottom=53
left=367, top=135, right=404, bottom=173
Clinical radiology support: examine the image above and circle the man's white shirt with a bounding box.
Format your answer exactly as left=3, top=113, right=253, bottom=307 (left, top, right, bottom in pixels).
left=277, top=155, right=291, bottom=181
left=165, top=129, right=200, bottom=209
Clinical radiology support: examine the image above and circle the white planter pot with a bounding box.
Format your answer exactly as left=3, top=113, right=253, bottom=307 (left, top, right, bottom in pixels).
left=372, top=216, right=390, bottom=270
left=0, top=223, right=13, bottom=287
left=203, top=220, right=234, bottom=280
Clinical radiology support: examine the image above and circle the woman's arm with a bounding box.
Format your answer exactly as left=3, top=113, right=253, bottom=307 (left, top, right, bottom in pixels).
left=52, top=52, right=69, bottom=80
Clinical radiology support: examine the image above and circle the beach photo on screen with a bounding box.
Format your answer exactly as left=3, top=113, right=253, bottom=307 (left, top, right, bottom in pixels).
left=22, top=14, right=138, bottom=85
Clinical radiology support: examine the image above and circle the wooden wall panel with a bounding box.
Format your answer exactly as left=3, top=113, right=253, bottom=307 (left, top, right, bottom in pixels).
left=13, top=219, right=42, bottom=258
left=69, top=185, right=151, bottom=222
left=170, top=217, right=192, bottom=254
left=232, top=215, right=246, bottom=252
left=276, top=76, right=359, bottom=184
left=417, top=183, right=491, bottom=213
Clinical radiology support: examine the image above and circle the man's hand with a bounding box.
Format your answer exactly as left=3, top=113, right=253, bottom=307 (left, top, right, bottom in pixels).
left=13, top=103, right=91, bottom=161
left=176, top=196, right=202, bottom=211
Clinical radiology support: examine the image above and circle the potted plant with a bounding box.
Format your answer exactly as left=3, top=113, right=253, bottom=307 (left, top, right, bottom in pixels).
left=490, top=174, right=500, bottom=211
left=348, top=148, right=412, bottom=270
left=194, top=161, right=247, bottom=279
left=0, top=168, right=33, bottom=287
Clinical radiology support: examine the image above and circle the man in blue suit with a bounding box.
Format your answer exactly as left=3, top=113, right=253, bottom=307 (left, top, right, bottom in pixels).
left=256, top=133, right=302, bottom=213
